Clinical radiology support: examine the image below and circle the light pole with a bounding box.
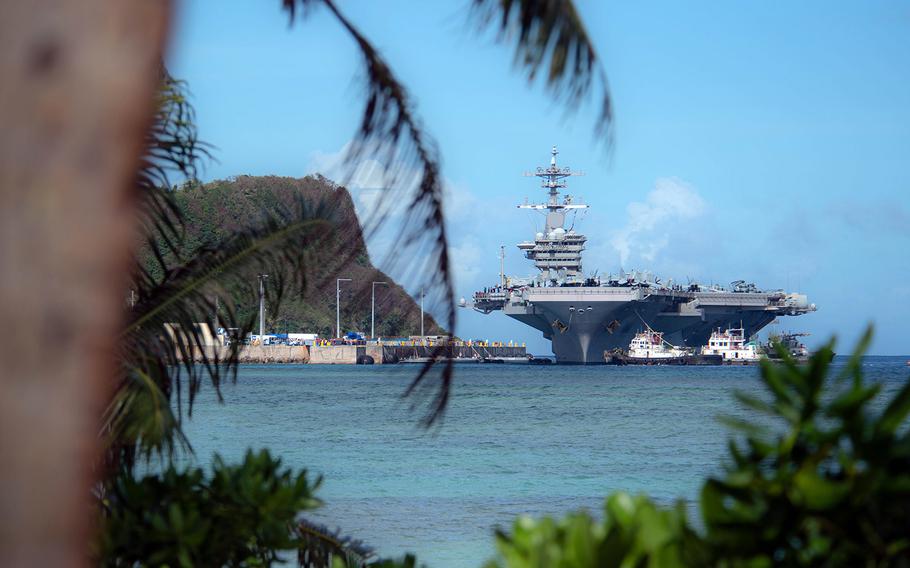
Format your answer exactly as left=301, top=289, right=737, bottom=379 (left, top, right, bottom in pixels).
left=257, top=274, right=268, bottom=337
left=213, top=296, right=219, bottom=341
left=371, top=281, right=387, bottom=339
left=420, top=288, right=425, bottom=338
left=499, top=244, right=505, bottom=289
left=336, top=278, right=352, bottom=338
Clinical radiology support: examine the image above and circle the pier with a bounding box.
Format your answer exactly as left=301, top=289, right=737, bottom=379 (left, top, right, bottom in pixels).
left=169, top=323, right=528, bottom=364
left=185, top=343, right=527, bottom=365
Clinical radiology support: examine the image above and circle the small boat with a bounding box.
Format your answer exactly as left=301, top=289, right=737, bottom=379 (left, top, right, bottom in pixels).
left=398, top=356, right=435, bottom=364
left=762, top=332, right=811, bottom=361
left=398, top=355, right=524, bottom=365
left=700, top=327, right=761, bottom=364
left=605, top=329, right=721, bottom=365
left=629, top=330, right=692, bottom=360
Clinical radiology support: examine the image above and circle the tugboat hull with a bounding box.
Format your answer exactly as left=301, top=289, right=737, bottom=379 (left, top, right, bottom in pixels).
left=603, top=353, right=723, bottom=366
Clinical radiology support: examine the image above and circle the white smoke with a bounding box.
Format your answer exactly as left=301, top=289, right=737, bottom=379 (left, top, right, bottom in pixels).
left=610, top=177, right=706, bottom=266
left=449, top=236, right=483, bottom=290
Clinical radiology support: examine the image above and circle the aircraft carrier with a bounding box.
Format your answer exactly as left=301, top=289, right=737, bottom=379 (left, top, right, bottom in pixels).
left=463, top=147, right=816, bottom=364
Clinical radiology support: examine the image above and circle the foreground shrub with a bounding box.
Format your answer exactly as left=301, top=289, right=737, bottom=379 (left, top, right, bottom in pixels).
left=701, top=328, right=910, bottom=566
left=486, top=328, right=910, bottom=567
left=486, top=493, right=704, bottom=568
left=99, top=449, right=320, bottom=567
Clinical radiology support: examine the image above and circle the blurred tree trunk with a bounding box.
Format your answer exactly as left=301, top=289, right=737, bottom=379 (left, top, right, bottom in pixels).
left=0, top=1, right=170, bottom=565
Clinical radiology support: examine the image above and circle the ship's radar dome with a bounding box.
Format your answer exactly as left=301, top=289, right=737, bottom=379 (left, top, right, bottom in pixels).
left=459, top=297, right=466, bottom=307
left=535, top=232, right=544, bottom=240
left=552, top=227, right=566, bottom=239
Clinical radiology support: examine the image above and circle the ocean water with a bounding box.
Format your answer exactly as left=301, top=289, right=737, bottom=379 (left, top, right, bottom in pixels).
left=179, top=357, right=908, bottom=567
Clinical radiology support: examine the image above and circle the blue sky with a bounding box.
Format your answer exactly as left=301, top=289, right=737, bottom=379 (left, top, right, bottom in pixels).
left=169, top=1, right=910, bottom=355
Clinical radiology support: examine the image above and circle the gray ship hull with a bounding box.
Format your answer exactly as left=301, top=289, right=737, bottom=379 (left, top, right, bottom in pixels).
left=501, top=287, right=810, bottom=364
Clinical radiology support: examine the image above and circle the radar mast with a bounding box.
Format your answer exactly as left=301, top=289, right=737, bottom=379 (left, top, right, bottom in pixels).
left=520, top=146, right=587, bottom=218
left=517, top=146, right=589, bottom=284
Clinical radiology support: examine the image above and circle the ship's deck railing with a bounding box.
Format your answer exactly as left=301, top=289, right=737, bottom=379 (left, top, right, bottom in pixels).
left=524, top=287, right=651, bottom=296
left=695, top=298, right=781, bottom=307
left=693, top=292, right=785, bottom=307
left=473, top=292, right=507, bottom=300
left=526, top=246, right=585, bottom=253
left=496, top=285, right=794, bottom=306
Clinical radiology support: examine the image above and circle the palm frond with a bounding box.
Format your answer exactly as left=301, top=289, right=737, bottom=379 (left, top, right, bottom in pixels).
left=282, top=0, right=615, bottom=424
left=116, top=192, right=342, bottom=469
left=102, top=368, right=189, bottom=468
left=284, top=0, right=456, bottom=426
left=139, top=67, right=211, bottom=192
left=109, top=70, right=355, bottom=471
left=471, top=0, right=613, bottom=143
left=297, top=518, right=374, bottom=568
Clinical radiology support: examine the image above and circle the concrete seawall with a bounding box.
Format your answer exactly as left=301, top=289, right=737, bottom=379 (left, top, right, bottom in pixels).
left=308, top=345, right=385, bottom=364
left=382, top=345, right=527, bottom=363
left=189, top=344, right=527, bottom=364
left=190, top=345, right=310, bottom=363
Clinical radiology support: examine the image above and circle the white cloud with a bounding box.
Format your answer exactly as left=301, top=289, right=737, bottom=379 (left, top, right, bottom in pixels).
left=308, top=146, right=410, bottom=259
left=308, top=142, right=492, bottom=303
left=449, top=236, right=483, bottom=290
left=443, top=180, right=478, bottom=219
left=609, top=177, right=706, bottom=266
left=308, top=143, right=388, bottom=190
left=308, top=142, right=480, bottom=225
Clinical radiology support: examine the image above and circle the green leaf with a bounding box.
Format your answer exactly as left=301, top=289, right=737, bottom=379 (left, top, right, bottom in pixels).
left=790, top=467, right=850, bottom=510
left=826, top=383, right=880, bottom=418
left=836, top=325, right=873, bottom=386
left=877, top=380, right=910, bottom=436
left=605, top=492, right=636, bottom=527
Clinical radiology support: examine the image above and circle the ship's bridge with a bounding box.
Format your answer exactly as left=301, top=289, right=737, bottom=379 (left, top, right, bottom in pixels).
left=516, top=147, right=587, bottom=283
left=518, top=230, right=587, bottom=275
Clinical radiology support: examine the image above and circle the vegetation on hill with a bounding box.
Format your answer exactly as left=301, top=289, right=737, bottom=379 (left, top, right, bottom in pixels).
left=165, top=174, right=442, bottom=338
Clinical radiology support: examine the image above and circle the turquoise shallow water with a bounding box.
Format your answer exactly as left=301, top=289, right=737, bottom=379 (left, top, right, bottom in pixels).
left=179, top=357, right=908, bottom=567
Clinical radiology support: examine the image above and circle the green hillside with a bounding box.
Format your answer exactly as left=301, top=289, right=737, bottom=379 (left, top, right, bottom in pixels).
left=169, top=174, right=441, bottom=338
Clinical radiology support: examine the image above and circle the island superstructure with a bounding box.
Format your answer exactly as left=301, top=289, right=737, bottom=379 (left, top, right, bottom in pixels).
left=464, top=147, right=816, bottom=364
